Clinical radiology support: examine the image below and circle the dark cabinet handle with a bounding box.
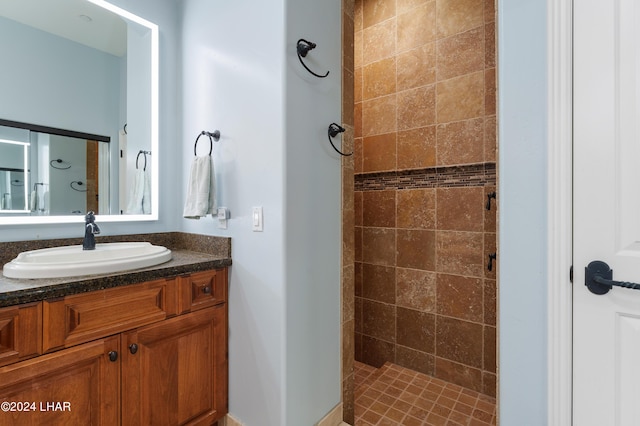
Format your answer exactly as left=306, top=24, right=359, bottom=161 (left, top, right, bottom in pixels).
left=108, top=351, right=118, bottom=362
left=129, top=343, right=138, bottom=354
left=585, top=260, right=640, bottom=295
left=202, top=286, right=212, bottom=294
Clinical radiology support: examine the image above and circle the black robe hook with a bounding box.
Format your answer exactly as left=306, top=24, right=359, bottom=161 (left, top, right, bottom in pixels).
left=297, top=39, right=329, bottom=78
left=486, top=191, right=497, bottom=210
left=488, top=252, right=497, bottom=271
left=327, top=123, right=352, bottom=156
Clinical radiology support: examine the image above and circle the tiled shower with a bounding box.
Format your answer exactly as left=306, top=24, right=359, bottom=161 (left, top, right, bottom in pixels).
left=352, top=0, right=497, bottom=403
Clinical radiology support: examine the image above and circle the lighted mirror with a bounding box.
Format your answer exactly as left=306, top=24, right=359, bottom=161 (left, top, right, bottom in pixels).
left=0, top=0, right=158, bottom=225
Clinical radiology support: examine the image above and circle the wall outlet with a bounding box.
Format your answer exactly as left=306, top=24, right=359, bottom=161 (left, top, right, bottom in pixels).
left=217, top=207, right=229, bottom=229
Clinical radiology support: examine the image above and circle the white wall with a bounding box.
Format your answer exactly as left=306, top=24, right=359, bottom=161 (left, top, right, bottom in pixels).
left=48, top=135, right=87, bottom=215
left=180, top=0, right=341, bottom=424
left=180, top=1, right=286, bottom=424
left=284, top=1, right=342, bottom=424
left=498, top=1, right=549, bottom=424
left=125, top=22, right=153, bottom=204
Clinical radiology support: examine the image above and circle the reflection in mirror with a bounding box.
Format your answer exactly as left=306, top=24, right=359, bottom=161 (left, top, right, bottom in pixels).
left=0, top=0, right=158, bottom=225
left=0, top=120, right=110, bottom=217
left=0, top=138, right=29, bottom=213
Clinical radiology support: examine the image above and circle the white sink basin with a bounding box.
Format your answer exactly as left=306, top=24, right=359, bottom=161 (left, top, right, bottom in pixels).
left=2, top=242, right=172, bottom=279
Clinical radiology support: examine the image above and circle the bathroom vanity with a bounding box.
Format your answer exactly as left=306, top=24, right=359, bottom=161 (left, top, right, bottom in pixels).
left=0, top=233, right=231, bottom=426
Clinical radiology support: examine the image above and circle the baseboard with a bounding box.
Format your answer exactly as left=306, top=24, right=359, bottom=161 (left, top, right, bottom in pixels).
left=222, top=406, right=349, bottom=426
left=219, top=414, right=243, bottom=426
left=316, top=403, right=348, bottom=426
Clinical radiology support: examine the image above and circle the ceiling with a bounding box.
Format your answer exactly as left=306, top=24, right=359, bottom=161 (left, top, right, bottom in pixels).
left=0, top=0, right=127, bottom=56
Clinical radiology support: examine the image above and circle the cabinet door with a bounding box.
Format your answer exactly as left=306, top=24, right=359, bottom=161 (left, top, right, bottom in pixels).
left=0, top=335, right=120, bottom=426
left=121, top=306, right=227, bottom=426
left=0, top=303, right=41, bottom=367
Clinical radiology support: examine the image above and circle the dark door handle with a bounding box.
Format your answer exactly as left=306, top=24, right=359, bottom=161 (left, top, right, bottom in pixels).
left=585, top=260, right=640, bottom=295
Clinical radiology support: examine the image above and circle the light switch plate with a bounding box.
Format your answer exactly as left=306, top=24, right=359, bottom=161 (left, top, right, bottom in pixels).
left=252, top=206, right=263, bottom=232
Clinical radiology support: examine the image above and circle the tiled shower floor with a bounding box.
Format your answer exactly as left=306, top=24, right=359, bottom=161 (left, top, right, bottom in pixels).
left=354, top=361, right=497, bottom=426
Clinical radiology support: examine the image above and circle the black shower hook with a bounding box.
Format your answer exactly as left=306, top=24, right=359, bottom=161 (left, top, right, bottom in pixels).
left=486, top=191, right=497, bottom=210
left=488, top=252, right=497, bottom=271
left=194, top=130, right=221, bottom=156
left=327, top=123, right=352, bottom=156
left=297, top=39, right=329, bottom=78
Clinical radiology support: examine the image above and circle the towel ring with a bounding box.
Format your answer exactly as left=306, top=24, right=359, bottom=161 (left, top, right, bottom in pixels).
left=327, top=123, right=352, bottom=156
left=50, top=159, right=71, bottom=170
left=136, top=150, right=150, bottom=171
left=297, top=39, right=330, bottom=78
left=194, top=130, right=220, bottom=156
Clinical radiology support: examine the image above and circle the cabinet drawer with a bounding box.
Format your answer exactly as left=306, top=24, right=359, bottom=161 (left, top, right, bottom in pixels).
left=43, top=278, right=177, bottom=352
left=0, top=303, right=41, bottom=367
left=179, top=269, right=227, bottom=313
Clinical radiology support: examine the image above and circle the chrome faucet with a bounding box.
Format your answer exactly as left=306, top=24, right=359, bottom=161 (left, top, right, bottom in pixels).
left=83, top=211, right=100, bottom=250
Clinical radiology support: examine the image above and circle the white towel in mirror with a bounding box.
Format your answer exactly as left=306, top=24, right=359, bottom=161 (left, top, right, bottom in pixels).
left=126, top=169, right=146, bottom=214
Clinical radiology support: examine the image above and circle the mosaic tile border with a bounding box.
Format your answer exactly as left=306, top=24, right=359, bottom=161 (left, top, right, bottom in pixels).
left=355, top=162, right=496, bottom=191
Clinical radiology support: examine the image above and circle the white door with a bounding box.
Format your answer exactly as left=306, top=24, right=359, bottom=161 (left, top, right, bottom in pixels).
left=574, top=0, right=640, bottom=424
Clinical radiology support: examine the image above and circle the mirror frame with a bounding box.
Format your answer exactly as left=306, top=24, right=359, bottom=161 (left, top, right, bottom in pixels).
left=0, top=0, right=159, bottom=225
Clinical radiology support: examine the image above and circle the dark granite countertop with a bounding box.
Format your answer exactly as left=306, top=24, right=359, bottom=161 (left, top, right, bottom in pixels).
left=0, top=232, right=231, bottom=308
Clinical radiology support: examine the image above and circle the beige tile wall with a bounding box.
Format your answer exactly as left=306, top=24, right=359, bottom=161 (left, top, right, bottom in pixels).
left=352, top=0, right=497, bottom=398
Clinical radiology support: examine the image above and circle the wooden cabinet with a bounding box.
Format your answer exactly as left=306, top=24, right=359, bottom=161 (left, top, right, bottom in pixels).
left=179, top=269, right=227, bottom=313
left=0, top=269, right=227, bottom=426
left=122, top=305, right=227, bottom=425
left=0, top=303, right=41, bottom=367
left=42, top=277, right=178, bottom=353
left=0, top=335, right=120, bottom=426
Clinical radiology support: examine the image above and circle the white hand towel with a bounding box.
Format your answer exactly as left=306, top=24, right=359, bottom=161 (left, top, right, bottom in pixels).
left=126, top=169, right=145, bottom=214
left=42, top=190, right=49, bottom=214
left=142, top=169, right=151, bottom=214
left=183, top=156, right=216, bottom=219
left=2, top=193, right=11, bottom=210
left=30, top=190, right=37, bottom=211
